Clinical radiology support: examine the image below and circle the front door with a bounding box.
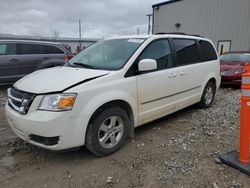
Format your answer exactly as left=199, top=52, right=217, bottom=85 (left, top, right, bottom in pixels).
left=0, top=42, right=20, bottom=84
left=136, top=39, right=178, bottom=125
left=16, top=43, right=48, bottom=76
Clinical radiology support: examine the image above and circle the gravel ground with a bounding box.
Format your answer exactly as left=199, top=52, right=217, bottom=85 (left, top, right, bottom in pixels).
left=0, top=86, right=249, bottom=188
left=0, top=86, right=7, bottom=106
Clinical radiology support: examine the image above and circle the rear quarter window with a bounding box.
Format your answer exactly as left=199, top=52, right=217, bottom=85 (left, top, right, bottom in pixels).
left=43, top=45, right=64, bottom=54
left=53, top=46, right=64, bottom=54
left=199, top=40, right=217, bottom=61
left=173, top=39, right=200, bottom=66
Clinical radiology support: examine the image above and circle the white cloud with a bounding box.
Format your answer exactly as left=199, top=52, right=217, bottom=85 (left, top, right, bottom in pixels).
left=0, top=0, right=163, bottom=38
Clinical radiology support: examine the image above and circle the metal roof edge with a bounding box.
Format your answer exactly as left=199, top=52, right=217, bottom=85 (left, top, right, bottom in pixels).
left=152, top=0, right=183, bottom=8
left=0, top=34, right=100, bottom=42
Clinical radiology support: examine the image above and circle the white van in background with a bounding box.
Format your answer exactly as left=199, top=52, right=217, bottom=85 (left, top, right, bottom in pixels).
left=5, top=34, right=221, bottom=156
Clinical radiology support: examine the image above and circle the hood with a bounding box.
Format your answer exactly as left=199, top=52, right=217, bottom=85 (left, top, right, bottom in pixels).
left=220, top=61, right=244, bottom=72
left=14, top=66, right=110, bottom=94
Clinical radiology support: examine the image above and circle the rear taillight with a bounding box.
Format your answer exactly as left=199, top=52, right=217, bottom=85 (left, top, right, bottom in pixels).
left=64, top=54, right=73, bottom=62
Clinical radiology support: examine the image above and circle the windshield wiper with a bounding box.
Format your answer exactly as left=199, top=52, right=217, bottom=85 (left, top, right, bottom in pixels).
left=72, top=62, right=96, bottom=69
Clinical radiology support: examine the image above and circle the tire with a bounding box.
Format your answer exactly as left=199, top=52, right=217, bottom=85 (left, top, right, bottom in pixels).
left=85, top=107, right=130, bottom=156
left=198, top=81, right=216, bottom=108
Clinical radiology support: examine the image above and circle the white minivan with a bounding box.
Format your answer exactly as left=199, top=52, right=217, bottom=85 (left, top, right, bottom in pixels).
left=5, top=34, right=220, bottom=156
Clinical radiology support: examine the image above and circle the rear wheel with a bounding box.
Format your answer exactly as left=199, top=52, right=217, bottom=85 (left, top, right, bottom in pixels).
left=86, top=107, right=130, bottom=156
left=198, top=81, right=216, bottom=108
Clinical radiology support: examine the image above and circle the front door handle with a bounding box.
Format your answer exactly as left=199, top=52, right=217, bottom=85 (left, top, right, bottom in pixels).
left=168, top=73, right=178, bottom=78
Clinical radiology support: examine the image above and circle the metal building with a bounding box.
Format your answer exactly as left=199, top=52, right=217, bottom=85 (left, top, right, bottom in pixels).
left=152, top=0, right=250, bottom=54
left=0, top=34, right=99, bottom=54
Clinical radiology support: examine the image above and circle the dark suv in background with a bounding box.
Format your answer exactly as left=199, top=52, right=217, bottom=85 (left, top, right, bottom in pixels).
left=0, top=40, right=73, bottom=85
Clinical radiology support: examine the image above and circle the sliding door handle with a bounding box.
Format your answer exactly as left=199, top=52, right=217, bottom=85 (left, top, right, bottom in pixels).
left=168, top=73, right=177, bottom=78
left=180, top=71, right=187, bottom=76
left=10, top=58, right=18, bottom=63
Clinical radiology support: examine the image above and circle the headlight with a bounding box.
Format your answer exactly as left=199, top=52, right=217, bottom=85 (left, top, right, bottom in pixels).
left=38, top=93, right=77, bottom=111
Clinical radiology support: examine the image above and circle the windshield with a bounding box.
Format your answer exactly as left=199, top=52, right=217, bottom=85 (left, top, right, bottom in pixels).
left=68, top=38, right=145, bottom=70
left=220, top=53, right=250, bottom=62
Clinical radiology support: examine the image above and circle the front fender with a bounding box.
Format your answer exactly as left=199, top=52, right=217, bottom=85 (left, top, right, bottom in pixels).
left=75, top=90, right=138, bottom=144
left=81, top=90, right=138, bottom=125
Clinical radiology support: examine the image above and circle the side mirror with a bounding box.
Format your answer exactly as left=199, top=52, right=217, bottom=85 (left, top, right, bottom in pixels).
left=138, top=59, right=157, bottom=72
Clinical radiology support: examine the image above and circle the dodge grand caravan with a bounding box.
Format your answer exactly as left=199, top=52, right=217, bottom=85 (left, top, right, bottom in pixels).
left=5, top=34, right=221, bottom=156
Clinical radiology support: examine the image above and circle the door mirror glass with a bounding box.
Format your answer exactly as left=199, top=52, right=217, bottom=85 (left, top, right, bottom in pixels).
left=138, top=59, right=157, bottom=72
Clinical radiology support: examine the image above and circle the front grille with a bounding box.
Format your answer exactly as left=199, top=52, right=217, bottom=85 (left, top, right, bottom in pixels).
left=7, top=87, right=35, bottom=114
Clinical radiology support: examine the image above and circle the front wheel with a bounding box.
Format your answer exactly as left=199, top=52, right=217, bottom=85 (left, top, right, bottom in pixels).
left=85, top=107, right=130, bottom=156
left=198, top=81, right=216, bottom=108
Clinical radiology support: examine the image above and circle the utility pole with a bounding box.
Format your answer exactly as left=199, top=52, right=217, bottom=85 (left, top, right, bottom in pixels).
left=146, top=14, right=153, bottom=35
left=79, top=19, right=82, bottom=50
left=136, top=27, right=140, bottom=35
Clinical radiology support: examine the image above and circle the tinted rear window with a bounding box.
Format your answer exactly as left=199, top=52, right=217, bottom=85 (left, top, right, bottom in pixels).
left=17, top=43, right=43, bottom=54
left=17, top=43, right=64, bottom=55
left=199, top=40, right=217, bottom=61
left=173, top=39, right=200, bottom=66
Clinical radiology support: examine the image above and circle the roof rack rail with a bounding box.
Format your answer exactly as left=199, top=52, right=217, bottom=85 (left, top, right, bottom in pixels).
left=155, top=32, right=186, bottom=35
left=166, top=32, right=186, bottom=35
left=190, top=34, right=204, bottom=38
left=154, top=32, right=204, bottom=38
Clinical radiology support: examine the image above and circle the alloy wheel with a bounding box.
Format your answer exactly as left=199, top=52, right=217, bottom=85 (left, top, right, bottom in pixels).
left=98, top=116, right=124, bottom=149
left=204, top=86, right=213, bottom=105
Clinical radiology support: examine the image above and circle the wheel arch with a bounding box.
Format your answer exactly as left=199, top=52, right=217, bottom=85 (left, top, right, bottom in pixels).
left=86, top=99, right=136, bottom=139
left=202, top=73, right=219, bottom=91
left=208, top=77, right=216, bottom=88
left=199, top=73, right=219, bottom=101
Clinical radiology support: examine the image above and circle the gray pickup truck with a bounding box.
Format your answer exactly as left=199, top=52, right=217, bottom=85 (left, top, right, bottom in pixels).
left=0, top=40, right=73, bottom=85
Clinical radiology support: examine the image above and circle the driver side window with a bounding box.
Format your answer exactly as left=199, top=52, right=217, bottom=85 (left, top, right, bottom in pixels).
left=139, top=39, right=173, bottom=71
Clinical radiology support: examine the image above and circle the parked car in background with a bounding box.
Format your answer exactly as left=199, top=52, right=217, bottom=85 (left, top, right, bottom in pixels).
left=220, top=52, right=250, bottom=85
left=0, top=40, right=73, bottom=85
left=5, top=34, right=220, bottom=156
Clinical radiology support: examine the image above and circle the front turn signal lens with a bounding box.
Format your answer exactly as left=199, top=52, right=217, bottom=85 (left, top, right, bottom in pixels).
left=58, top=96, right=76, bottom=109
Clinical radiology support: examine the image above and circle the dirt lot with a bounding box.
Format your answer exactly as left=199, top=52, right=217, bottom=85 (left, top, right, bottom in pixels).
left=0, top=86, right=250, bottom=188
